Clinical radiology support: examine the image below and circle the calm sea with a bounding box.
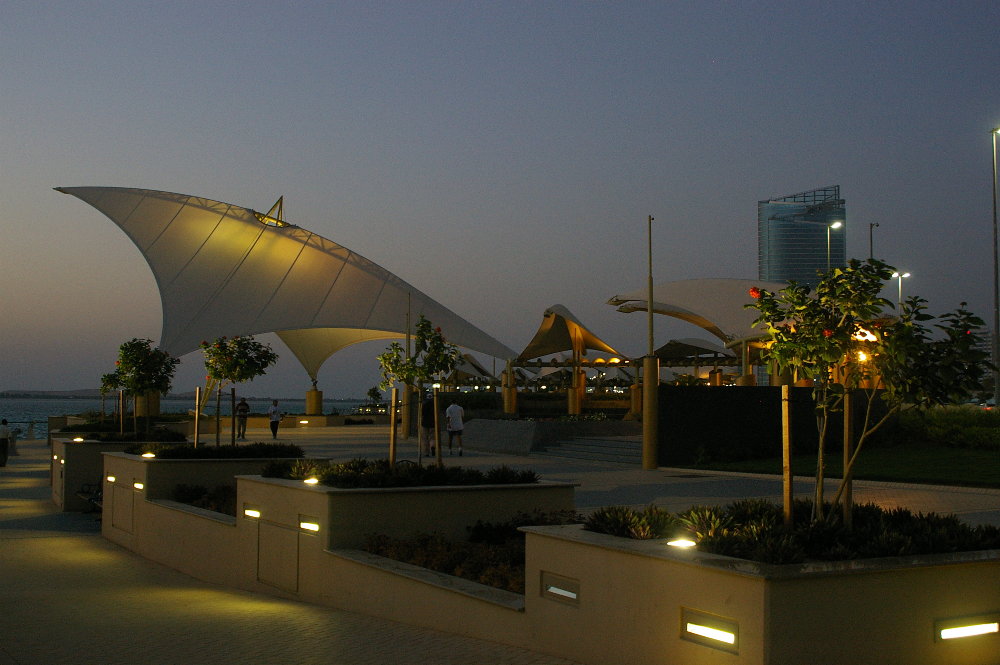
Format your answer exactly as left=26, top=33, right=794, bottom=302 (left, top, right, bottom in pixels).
left=0, top=397, right=366, bottom=440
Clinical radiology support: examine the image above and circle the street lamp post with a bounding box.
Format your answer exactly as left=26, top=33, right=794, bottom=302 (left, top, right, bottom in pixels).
left=642, top=215, right=659, bottom=470
left=869, top=222, right=879, bottom=260
left=991, top=128, right=1000, bottom=406
left=891, top=271, right=910, bottom=309
left=827, top=220, right=843, bottom=271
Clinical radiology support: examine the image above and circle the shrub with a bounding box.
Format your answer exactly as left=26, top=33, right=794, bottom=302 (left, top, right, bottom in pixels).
left=125, top=442, right=304, bottom=458
left=365, top=510, right=581, bottom=593
left=584, top=500, right=1000, bottom=564
left=585, top=505, right=679, bottom=540
left=171, top=483, right=237, bottom=516
left=266, top=458, right=541, bottom=489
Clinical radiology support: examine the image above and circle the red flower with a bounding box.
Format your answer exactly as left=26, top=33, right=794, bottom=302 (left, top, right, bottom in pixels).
left=823, top=329, right=834, bottom=338
left=435, top=327, right=441, bottom=333
left=748, top=287, right=762, bottom=299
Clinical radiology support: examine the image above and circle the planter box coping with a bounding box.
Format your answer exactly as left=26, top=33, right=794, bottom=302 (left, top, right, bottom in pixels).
left=102, top=452, right=303, bottom=463
left=522, top=524, right=1000, bottom=581
left=332, top=549, right=525, bottom=612
left=237, top=475, right=577, bottom=495
left=151, top=499, right=238, bottom=525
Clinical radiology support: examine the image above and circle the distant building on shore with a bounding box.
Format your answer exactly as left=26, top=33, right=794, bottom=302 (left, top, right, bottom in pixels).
left=758, top=185, right=846, bottom=287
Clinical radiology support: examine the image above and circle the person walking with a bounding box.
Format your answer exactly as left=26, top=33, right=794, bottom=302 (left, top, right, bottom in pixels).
left=420, top=395, right=437, bottom=456
left=445, top=400, right=464, bottom=456
left=235, top=398, right=250, bottom=440
left=267, top=400, right=282, bottom=440
left=0, top=419, right=10, bottom=467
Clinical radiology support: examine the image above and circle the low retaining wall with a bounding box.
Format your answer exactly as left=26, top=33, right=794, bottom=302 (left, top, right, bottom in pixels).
left=95, top=454, right=1000, bottom=665
left=51, top=438, right=129, bottom=511
left=523, top=524, right=1000, bottom=665
left=463, top=419, right=641, bottom=455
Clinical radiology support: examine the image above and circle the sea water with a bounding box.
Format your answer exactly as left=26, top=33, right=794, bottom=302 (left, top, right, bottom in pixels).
left=0, top=396, right=366, bottom=440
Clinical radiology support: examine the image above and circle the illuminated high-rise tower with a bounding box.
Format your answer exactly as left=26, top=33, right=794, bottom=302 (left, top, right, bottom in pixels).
left=758, top=185, right=846, bottom=286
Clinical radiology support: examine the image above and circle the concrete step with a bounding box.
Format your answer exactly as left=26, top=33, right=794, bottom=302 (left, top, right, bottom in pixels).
left=536, top=437, right=642, bottom=465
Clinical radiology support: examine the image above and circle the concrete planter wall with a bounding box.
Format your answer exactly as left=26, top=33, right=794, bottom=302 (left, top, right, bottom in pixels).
left=51, top=438, right=129, bottom=511
left=522, top=524, right=1000, bottom=665
left=94, top=452, right=999, bottom=664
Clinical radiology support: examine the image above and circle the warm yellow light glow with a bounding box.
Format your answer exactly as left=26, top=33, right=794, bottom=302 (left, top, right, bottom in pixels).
left=133, top=482, right=144, bottom=490
left=857, top=351, right=868, bottom=362
left=853, top=328, right=877, bottom=342
left=830, top=221, right=843, bottom=229
left=686, top=623, right=736, bottom=645
left=72, top=437, right=85, bottom=442
left=299, top=521, right=320, bottom=532
left=299, top=419, right=309, bottom=424
left=106, top=475, right=116, bottom=483
left=940, top=622, right=999, bottom=640
left=53, top=454, right=59, bottom=460
left=60, top=459, right=65, bottom=465
left=303, top=477, right=319, bottom=485
left=141, top=452, right=156, bottom=458
left=609, top=357, right=621, bottom=364
left=667, top=539, right=697, bottom=548
left=243, top=509, right=261, bottom=519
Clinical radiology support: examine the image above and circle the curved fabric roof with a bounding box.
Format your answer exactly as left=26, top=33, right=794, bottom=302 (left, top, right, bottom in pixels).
left=608, top=278, right=787, bottom=344
left=516, top=304, right=622, bottom=362
left=57, top=187, right=516, bottom=377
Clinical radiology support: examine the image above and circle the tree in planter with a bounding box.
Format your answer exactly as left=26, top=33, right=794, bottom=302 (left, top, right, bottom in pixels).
left=106, top=338, right=180, bottom=437
left=100, top=371, right=121, bottom=425
left=366, top=386, right=383, bottom=408
left=200, top=336, right=278, bottom=445
left=377, top=316, right=462, bottom=465
left=748, top=259, right=990, bottom=522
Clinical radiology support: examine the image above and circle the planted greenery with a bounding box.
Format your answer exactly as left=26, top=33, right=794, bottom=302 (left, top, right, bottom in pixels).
left=585, top=500, right=1000, bottom=564
left=172, top=483, right=237, bottom=516
left=365, top=510, right=581, bottom=593
left=262, top=458, right=539, bottom=488
left=125, top=442, right=304, bottom=459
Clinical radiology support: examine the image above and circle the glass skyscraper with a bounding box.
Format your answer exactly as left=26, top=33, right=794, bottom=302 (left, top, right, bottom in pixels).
left=758, top=185, right=846, bottom=286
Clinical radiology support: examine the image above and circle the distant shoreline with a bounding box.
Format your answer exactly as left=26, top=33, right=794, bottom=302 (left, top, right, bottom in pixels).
left=0, top=392, right=365, bottom=402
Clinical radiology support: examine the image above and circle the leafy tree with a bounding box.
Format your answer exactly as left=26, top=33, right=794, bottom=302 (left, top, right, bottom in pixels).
left=100, top=371, right=121, bottom=423
left=366, top=386, right=383, bottom=404
left=377, top=316, right=462, bottom=391
left=748, top=259, right=990, bottom=521
left=107, top=338, right=180, bottom=435
left=377, top=316, right=462, bottom=464
left=200, top=336, right=279, bottom=444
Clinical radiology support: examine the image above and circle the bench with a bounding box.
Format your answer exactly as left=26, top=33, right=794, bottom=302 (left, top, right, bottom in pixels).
left=76, top=483, right=104, bottom=514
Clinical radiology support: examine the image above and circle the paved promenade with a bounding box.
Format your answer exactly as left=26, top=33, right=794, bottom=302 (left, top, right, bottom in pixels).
left=2, top=426, right=998, bottom=664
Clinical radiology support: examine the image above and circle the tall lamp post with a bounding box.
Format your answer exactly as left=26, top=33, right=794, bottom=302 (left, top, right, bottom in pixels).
left=991, top=127, right=1000, bottom=406
left=642, top=215, right=659, bottom=470
left=891, top=271, right=910, bottom=309
left=827, top=220, right=843, bottom=271
left=869, top=222, right=879, bottom=260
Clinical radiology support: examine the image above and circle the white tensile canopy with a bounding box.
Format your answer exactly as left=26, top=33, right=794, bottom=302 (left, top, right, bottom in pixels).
left=57, top=187, right=516, bottom=380
left=607, top=278, right=788, bottom=344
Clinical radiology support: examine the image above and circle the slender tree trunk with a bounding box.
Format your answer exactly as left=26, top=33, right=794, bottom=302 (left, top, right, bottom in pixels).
left=230, top=387, right=237, bottom=446
left=215, top=386, right=222, bottom=446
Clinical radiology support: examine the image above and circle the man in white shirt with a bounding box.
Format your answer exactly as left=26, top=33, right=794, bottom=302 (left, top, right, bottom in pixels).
left=445, top=400, right=464, bottom=456
left=267, top=400, right=282, bottom=440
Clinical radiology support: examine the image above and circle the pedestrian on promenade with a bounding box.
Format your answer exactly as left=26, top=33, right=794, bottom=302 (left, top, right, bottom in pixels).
left=420, top=394, right=437, bottom=456
left=8, top=425, right=19, bottom=456
left=235, top=398, right=250, bottom=440
left=0, top=419, right=10, bottom=467
left=445, top=400, right=464, bottom=456
left=267, top=400, right=283, bottom=440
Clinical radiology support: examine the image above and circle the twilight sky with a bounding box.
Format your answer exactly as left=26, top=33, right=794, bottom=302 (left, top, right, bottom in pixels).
left=2, top=1, right=999, bottom=399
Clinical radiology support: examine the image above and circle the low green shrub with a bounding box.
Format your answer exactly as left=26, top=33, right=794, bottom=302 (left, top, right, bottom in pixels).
left=171, top=483, right=236, bottom=516
left=869, top=406, right=1000, bottom=450
left=125, top=442, right=304, bottom=459
left=584, top=500, right=1000, bottom=564
left=264, top=458, right=540, bottom=488
left=365, top=510, right=581, bottom=593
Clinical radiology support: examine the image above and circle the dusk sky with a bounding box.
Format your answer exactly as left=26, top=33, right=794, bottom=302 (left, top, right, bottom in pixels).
left=2, top=1, right=999, bottom=399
